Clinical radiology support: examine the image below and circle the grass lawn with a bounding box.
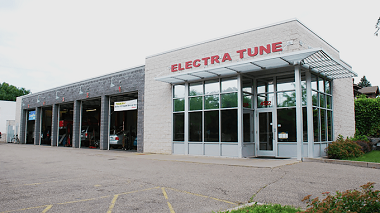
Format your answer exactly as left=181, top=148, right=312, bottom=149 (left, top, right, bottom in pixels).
left=348, top=150, right=380, bottom=163
left=218, top=203, right=302, bottom=213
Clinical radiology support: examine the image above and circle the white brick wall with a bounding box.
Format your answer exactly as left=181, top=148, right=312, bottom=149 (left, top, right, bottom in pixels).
left=144, top=19, right=347, bottom=154
left=333, top=78, right=355, bottom=139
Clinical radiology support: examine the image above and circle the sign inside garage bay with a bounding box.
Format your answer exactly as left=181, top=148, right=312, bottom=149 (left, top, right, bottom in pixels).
left=114, top=99, right=137, bottom=111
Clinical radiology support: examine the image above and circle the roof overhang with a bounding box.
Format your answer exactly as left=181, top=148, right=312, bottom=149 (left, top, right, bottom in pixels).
left=155, top=48, right=357, bottom=84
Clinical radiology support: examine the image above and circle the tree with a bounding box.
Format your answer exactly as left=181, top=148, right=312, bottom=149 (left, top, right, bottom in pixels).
left=357, top=76, right=371, bottom=88
left=0, top=82, right=31, bottom=101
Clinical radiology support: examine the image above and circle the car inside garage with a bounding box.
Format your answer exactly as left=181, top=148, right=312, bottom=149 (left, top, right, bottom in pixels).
left=80, top=98, right=101, bottom=148
left=109, top=93, right=138, bottom=150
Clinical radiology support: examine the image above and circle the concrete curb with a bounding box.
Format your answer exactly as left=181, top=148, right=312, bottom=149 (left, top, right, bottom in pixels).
left=302, top=157, right=380, bottom=169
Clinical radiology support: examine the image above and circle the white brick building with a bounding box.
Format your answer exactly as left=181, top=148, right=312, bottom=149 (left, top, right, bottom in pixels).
left=144, top=19, right=356, bottom=159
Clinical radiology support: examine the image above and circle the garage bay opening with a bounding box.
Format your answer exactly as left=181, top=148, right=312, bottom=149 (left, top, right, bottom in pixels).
left=109, top=93, right=138, bottom=151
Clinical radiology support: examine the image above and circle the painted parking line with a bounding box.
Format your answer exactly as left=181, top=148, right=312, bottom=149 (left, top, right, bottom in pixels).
left=107, top=194, right=119, bottom=213
left=1, top=186, right=236, bottom=213
left=41, top=205, right=52, bottom=213
left=161, top=187, right=175, bottom=213
left=0, top=205, right=51, bottom=213
left=166, top=187, right=238, bottom=205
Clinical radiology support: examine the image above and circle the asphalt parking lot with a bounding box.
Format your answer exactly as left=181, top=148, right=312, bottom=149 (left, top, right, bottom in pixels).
left=1, top=143, right=380, bottom=213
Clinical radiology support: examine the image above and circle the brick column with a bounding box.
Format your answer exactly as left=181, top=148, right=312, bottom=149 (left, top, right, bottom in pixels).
left=20, top=109, right=27, bottom=144
left=51, top=104, right=59, bottom=146
left=100, top=95, right=109, bottom=150
left=72, top=101, right=81, bottom=148
left=34, top=107, right=41, bottom=145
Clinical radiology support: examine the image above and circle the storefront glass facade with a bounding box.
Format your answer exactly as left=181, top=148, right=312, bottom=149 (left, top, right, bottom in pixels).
left=172, top=69, right=333, bottom=158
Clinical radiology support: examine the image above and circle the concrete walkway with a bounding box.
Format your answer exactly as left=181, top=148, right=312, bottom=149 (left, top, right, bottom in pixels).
left=130, top=152, right=300, bottom=168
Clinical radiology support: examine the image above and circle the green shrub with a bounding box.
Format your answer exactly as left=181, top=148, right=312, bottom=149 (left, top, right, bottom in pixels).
left=301, top=182, right=380, bottom=213
left=355, top=96, right=380, bottom=137
left=326, top=137, right=363, bottom=159
left=221, top=203, right=301, bottom=213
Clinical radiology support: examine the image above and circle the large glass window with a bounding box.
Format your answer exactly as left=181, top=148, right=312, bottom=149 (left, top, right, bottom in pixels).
left=204, top=111, right=219, bottom=142
left=189, top=112, right=202, bottom=142
left=173, top=85, right=185, bottom=112
left=243, top=113, right=252, bottom=142
left=172, top=78, right=241, bottom=145
left=313, top=107, right=319, bottom=142
left=257, top=78, right=274, bottom=108
left=257, top=93, right=274, bottom=108
left=257, top=79, right=274, bottom=93
left=277, top=108, right=296, bottom=142
left=221, top=109, right=237, bottom=142
left=205, top=95, right=219, bottom=109
left=173, top=113, right=184, bottom=141
left=221, top=78, right=238, bottom=108
left=205, top=80, right=219, bottom=95
left=221, top=93, right=238, bottom=108
left=311, top=74, right=333, bottom=142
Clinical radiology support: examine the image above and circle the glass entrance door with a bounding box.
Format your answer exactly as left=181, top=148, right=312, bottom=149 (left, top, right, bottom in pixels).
left=258, top=111, right=275, bottom=156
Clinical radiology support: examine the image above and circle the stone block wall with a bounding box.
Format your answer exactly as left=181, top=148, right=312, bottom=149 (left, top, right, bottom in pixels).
left=333, top=77, right=356, bottom=139
left=144, top=19, right=343, bottom=154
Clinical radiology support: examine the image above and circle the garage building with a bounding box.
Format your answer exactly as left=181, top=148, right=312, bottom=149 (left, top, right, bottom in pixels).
left=17, top=19, right=357, bottom=160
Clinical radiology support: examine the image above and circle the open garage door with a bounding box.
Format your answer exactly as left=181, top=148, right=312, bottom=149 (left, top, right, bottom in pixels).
left=109, top=93, right=138, bottom=151
left=40, top=107, right=52, bottom=145
left=26, top=110, right=36, bottom=144
left=80, top=98, right=101, bottom=149
left=58, top=103, right=73, bottom=147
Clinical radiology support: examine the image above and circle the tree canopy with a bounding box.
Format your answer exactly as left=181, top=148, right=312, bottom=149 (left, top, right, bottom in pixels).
left=0, top=82, right=31, bottom=101
left=358, top=76, right=371, bottom=88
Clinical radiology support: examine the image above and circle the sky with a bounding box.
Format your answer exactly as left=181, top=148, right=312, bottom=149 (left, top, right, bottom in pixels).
left=0, top=0, right=379, bottom=93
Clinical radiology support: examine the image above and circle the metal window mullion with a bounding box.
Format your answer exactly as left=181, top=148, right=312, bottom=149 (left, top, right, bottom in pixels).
left=306, top=71, right=314, bottom=158
left=79, top=101, right=82, bottom=149
left=295, top=65, right=303, bottom=160
left=202, top=84, right=205, bottom=155
left=219, top=78, right=222, bottom=156
left=184, top=83, right=189, bottom=155
left=39, top=108, right=42, bottom=145
left=331, top=80, right=334, bottom=141
left=57, top=105, right=60, bottom=147
left=237, top=74, right=243, bottom=158
left=273, top=76, right=278, bottom=157
left=253, top=78, right=258, bottom=156
left=107, top=98, right=110, bottom=150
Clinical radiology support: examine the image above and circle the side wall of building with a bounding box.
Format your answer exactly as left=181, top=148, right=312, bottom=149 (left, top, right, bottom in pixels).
left=0, top=101, right=16, bottom=142
left=332, top=78, right=356, bottom=139
left=20, top=66, right=145, bottom=150
left=144, top=19, right=342, bottom=154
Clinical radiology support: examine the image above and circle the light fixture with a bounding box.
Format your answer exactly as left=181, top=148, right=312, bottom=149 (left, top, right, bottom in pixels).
left=110, top=77, right=115, bottom=87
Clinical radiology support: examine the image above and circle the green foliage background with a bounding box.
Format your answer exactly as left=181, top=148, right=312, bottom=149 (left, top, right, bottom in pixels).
left=355, top=95, right=380, bottom=137
left=0, top=82, right=30, bottom=101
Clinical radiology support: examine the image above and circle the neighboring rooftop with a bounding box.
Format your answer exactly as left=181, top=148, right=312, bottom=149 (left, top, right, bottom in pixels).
left=358, top=86, right=379, bottom=94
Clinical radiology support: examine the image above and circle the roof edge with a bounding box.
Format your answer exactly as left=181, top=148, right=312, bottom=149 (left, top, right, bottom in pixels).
left=147, top=18, right=339, bottom=59
left=21, top=65, right=145, bottom=98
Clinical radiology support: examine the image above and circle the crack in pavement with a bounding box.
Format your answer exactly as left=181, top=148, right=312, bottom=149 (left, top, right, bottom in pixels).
left=251, top=168, right=287, bottom=202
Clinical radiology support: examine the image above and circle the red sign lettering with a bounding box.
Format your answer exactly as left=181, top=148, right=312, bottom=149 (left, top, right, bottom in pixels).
left=260, top=101, right=271, bottom=106
left=185, top=61, right=192, bottom=69
left=170, top=42, right=282, bottom=72
left=210, top=55, right=220, bottom=64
